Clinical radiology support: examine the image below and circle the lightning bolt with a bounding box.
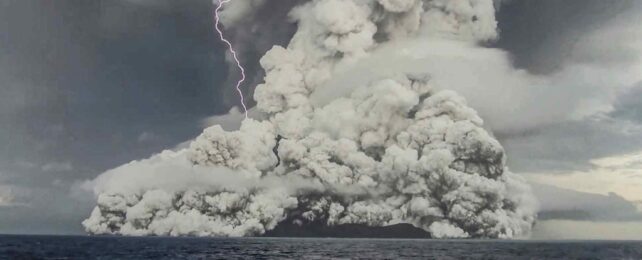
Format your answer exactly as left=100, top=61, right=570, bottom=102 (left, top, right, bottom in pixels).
left=214, top=0, right=249, bottom=119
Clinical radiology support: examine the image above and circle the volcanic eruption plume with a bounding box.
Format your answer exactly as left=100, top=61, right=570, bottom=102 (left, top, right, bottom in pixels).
left=82, top=0, right=538, bottom=238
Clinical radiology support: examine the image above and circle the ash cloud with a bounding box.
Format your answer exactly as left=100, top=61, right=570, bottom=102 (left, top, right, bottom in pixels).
left=83, top=0, right=537, bottom=238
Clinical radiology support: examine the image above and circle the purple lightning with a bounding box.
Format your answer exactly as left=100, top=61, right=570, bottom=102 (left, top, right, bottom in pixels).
left=214, top=0, right=248, bottom=119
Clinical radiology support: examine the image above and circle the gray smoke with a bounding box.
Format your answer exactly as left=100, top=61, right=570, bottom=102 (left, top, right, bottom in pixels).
left=83, top=0, right=538, bottom=238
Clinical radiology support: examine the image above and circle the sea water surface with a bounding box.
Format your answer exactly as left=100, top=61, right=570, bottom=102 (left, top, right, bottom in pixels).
left=1, top=235, right=641, bottom=259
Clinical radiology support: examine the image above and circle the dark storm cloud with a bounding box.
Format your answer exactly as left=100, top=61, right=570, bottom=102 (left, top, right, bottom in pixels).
left=494, top=0, right=635, bottom=74
left=0, top=0, right=230, bottom=234
left=0, top=0, right=227, bottom=177
left=493, top=0, right=642, bottom=175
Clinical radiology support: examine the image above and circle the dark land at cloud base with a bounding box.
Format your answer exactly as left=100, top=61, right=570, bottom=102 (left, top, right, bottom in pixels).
left=263, top=223, right=432, bottom=239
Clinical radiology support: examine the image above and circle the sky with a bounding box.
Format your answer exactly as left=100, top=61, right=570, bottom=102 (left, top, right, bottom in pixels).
left=1, top=0, right=642, bottom=238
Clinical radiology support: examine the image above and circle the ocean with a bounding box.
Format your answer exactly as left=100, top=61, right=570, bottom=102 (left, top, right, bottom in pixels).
left=1, top=235, right=641, bottom=259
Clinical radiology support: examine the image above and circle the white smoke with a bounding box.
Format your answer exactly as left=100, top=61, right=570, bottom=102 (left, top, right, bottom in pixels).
left=83, top=0, right=538, bottom=238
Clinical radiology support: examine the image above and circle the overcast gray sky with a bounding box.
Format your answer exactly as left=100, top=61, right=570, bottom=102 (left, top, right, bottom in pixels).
left=1, top=0, right=641, bottom=236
